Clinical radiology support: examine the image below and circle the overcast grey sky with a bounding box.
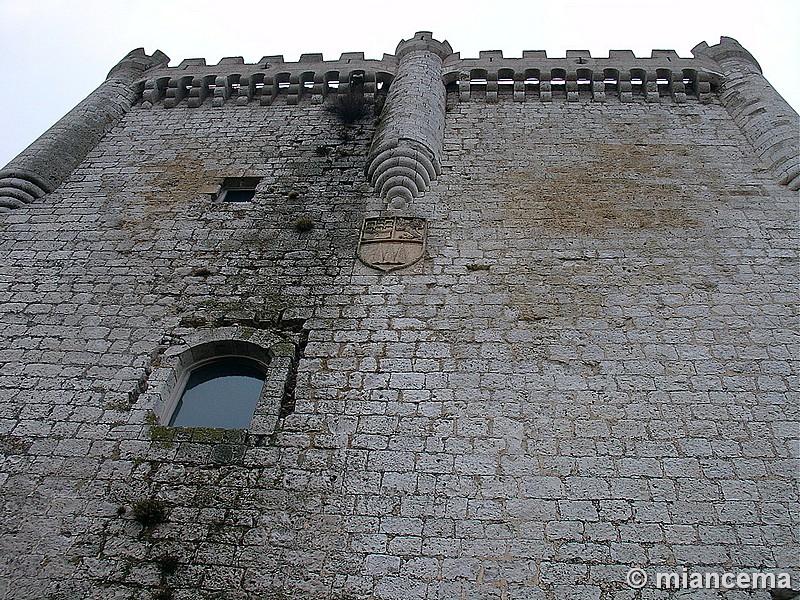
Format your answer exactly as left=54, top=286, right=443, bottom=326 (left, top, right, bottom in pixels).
left=1, top=0, right=797, bottom=168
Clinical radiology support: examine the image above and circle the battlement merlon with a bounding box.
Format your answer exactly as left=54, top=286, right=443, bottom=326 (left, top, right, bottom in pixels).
left=106, top=47, right=170, bottom=80
left=395, top=31, right=453, bottom=61
left=694, top=36, right=799, bottom=190
left=2, top=35, right=797, bottom=213
left=442, top=47, right=723, bottom=78
left=0, top=48, right=169, bottom=212
left=692, top=36, right=761, bottom=73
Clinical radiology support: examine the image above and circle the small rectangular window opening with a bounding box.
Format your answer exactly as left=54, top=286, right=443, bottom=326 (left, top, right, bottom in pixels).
left=218, top=177, right=261, bottom=203
left=223, top=189, right=256, bottom=203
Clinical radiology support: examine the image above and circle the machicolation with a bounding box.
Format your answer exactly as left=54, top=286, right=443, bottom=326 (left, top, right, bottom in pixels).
left=0, top=31, right=797, bottom=600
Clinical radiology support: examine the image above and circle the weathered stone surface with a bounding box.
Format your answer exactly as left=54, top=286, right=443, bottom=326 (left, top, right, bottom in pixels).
left=0, top=33, right=797, bottom=600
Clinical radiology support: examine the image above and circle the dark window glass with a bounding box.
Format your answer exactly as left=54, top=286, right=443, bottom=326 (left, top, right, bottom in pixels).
left=223, top=189, right=256, bottom=203
left=169, top=360, right=265, bottom=428
left=217, top=177, right=261, bottom=203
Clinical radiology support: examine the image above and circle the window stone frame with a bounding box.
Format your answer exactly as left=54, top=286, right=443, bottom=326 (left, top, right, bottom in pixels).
left=145, top=327, right=294, bottom=435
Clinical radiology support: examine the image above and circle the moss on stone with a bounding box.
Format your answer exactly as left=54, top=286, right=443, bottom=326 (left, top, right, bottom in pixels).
left=188, top=427, right=227, bottom=443
left=149, top=425, right=176, bottom=446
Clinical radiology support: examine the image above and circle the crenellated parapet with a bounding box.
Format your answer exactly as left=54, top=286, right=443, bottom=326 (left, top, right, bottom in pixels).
left=693, top=37, right=799, bottom=190
left=136, top=43, right=725, bottom=111
left=442, top=49, right=722, bottom=104
left=2, top=34, right=796, bottom=213
left=138, top=53, right=397, bottom=109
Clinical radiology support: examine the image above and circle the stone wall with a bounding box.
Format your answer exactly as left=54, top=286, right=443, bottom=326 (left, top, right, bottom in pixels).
left=0, top=49, right=169, bottom=210
left=0, top=35, right=797, bottom=600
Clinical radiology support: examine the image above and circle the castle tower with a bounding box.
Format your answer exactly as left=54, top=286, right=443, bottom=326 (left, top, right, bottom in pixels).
left=0, top=34, right=797, bottom=600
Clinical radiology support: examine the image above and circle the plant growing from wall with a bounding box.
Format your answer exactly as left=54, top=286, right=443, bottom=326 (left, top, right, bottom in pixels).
left=132, top=499, right=168, bottom=527
left=156, top=555, right=180, bottom=575
left=327, top=91, right=370, bottom=124
left=294, top=218, right=315, bottom=233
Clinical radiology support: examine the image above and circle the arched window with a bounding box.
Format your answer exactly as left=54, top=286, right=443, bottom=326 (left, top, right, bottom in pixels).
left=169, top=358, right=266, bottom=429
left=151, top=335, right=295, bottom=432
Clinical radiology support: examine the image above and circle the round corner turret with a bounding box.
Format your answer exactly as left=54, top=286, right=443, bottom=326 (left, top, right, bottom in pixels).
left=107, top=48, right=171, bottom=80
left=395, top=32, right=452, bottom=61
left=0, top=48, right=172, bottom=212
left=692, top=36, right=761, bottom=73
left=693, top=37, right=798, bottom=189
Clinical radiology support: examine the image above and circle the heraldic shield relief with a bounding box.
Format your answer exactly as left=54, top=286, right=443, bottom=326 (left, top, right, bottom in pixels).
left=357, top=216, right=427, bottom=272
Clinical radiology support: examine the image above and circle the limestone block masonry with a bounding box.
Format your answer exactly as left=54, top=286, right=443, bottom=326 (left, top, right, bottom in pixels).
left=0, top=49, right=169, bottom=210
left=366, top=32, right=452, bottom=210
left=693, top=37, right=800, bottom=190
left=0, top=32, right=797, bottom=600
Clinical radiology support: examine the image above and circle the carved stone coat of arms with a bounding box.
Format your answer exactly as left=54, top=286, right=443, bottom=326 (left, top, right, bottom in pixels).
left=357, top=216, right=427, bottom=272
